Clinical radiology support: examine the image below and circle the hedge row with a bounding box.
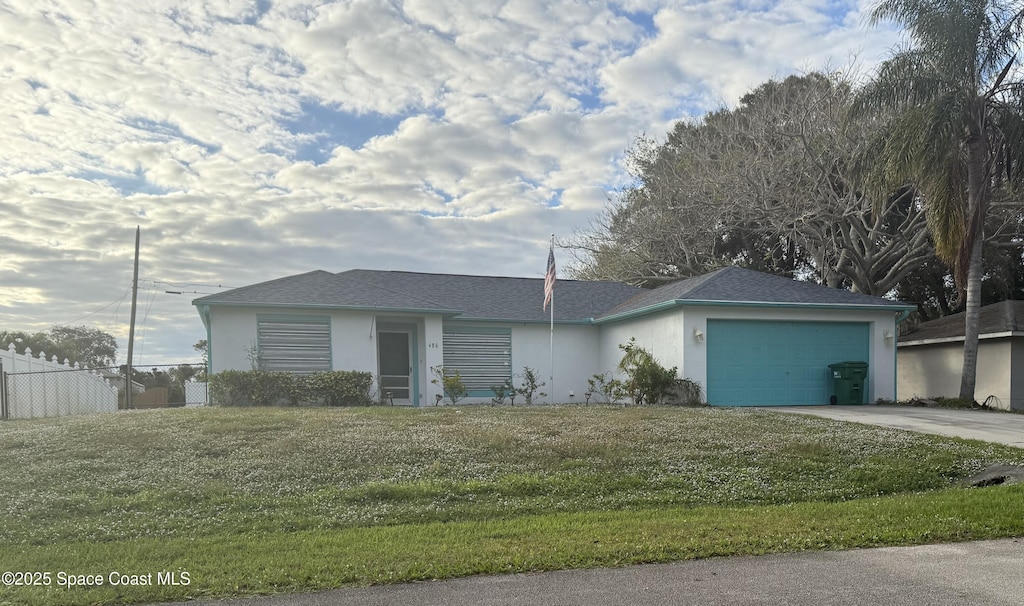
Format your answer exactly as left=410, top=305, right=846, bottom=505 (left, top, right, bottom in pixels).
left=209, top=370, right=375, bottom=407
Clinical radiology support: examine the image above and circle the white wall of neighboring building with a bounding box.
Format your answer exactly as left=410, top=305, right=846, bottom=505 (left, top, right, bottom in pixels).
left=682, top=305, right=902, bottom=403
left=898, top=338, right=1016, bottom=410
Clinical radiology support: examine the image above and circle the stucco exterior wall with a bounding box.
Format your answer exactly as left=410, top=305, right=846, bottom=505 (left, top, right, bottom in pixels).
left=208, top=306, right=381, bottom=374
left=676, top=305, right=899, bottom=403
left=511, top=323, right=600, bottom=405
left=438, top=321, right=600, bottom=405
left=207, top=302, right=904, bottom=407
left=897, top=339, right=1014, bottom=410
left=206, top=306, right=260, bottom=373
left=598, top=311, right=686, bottom=382
left=422, top=315, right=444, bottom=406
left=332, top=313, right=377, bottom=375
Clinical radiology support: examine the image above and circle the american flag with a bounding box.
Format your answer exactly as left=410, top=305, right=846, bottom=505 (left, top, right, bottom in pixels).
left=543, top=241, right=556, bottom=312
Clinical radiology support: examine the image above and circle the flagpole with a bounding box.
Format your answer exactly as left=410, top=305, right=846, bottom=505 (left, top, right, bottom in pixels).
left=549, top=234, right=554, bottom=405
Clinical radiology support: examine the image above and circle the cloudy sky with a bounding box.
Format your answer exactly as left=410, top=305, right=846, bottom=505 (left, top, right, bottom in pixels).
left=1, top=0, right=900, bottom=365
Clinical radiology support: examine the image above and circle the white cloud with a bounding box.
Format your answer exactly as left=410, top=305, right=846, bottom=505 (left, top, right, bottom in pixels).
left=0, top=0, right=901, bottom=363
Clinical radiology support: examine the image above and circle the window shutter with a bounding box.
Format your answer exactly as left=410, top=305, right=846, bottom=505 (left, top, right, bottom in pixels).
left=442, top=329, right=511, bottom=391
left=257, top=317, right=332, bottom=373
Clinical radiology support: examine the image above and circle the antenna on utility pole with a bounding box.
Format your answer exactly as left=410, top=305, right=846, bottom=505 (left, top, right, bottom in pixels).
left=125, top=226, right=140, bottom=410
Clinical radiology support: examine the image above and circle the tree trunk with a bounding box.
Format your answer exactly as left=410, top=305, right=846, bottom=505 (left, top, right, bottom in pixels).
left=959, top=233, right=984, bottom=402
left=959, top=132, right=989, bottom=403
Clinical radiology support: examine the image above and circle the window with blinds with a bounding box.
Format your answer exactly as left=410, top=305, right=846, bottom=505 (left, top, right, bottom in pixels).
left=257, top=316, right=332, bottom=373
left=442, top=328, right=512, bottom=392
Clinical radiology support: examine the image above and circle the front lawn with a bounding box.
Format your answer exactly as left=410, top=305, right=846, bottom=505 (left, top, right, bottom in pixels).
left=1, top=405, right=1022, bottom=605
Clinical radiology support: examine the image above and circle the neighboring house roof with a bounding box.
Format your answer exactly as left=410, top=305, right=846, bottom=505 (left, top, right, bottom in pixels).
left=899, top=300, right=1024, bottom=345
left=193, top=269, right=643, bottom=323
left=597, top=266, right=913, bottom=321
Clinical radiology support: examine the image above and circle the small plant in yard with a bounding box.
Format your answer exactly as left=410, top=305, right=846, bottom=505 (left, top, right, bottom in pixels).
left=587, top=372, right=626, bottom=404
left=431, top=365, right=468, bottom=405
left=516, top=366, right=547, bottom=405
left=244, top=340, right=260, bottom=370
left=617, top=338, right=678, bottom=405
left=490, top=378, right=514, bottom=406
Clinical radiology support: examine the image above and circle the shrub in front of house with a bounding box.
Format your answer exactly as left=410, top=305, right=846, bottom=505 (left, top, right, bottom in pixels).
left=294, top=371, right=374, bottom=406
left=209, top=370, right=374, bottom=407
left=665, top=378, right=705, bottom=407
left=617, top=338, right=679, bottom=406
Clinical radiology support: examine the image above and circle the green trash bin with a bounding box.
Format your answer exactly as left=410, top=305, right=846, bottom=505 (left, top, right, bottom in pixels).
left=828, top=362, right=868, bottom=405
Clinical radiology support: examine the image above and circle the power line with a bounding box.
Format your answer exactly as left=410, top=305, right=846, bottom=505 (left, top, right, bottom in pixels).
left=162, top=289, right=215, bottom=295
left=135, top=287, right=157, bottom=363
left=56, top=287, right=133, bottom=327
left=140, top=278, right=238, bottom=289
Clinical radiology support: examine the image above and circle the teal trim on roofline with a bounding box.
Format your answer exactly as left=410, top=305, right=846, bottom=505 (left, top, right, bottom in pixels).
left=444, top=317, right=593, bottom=326
left=193, top=300, right=464, bottom=316
left=442, top=325, right=513, bottom=335
left=594, top=299, right=917, bottom=324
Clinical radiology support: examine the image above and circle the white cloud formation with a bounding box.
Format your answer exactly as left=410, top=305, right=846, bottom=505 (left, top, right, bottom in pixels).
left=0, top=0, right=900, bottom=364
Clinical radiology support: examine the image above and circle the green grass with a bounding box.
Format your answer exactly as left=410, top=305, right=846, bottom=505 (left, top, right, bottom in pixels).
left=1, top=405, right=1022, bottom=605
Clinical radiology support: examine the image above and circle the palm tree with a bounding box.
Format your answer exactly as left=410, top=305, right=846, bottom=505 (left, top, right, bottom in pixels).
left=855, top=0, right=1024, bottom=401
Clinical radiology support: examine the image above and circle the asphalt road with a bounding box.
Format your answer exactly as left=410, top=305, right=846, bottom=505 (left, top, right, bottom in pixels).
left=768, top=405, right=1024, bottom=448
left=155, top=539, right=1024, bottom=606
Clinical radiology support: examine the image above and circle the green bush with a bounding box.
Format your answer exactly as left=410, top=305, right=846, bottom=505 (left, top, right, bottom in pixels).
left=587, top=372, right=626, bottom=404
left=248, top=371, right=296, bottom=406
left=516, top=366, right=547, bottom=405
left=617, top=338, right=678, bottom=406
left=490, top=379, right=515, bottom=405
left=209, top=370, right=373, bottom=407
left=209, top=370, right=250, bottom=406
left=665, top=378, right=705, bottom=406
left=296, top=371, right=375, bottom=406
left=430, top=365, right=468, bottom=405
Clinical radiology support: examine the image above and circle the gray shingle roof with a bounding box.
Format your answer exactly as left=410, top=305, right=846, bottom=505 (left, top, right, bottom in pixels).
left=598, top=266, right=910, bottom=319
left=900, top=300, right=1024, bottom=343
left=194, top=266, right=910, bottom=324
left=193, top=269, right=643, bottom=322
left=191, top=270, right=456, bottom=311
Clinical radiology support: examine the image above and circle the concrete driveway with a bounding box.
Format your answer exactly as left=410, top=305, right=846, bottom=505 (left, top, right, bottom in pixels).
left=154, top=539, right=1024, bottom=606
left=767, top=405, right=1024, bottom=448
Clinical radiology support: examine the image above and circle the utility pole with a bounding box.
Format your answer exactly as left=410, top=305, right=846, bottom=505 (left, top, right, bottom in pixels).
left=125, top=226, right=140, bottom=410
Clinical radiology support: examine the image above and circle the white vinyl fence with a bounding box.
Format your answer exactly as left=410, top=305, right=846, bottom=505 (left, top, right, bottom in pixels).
left=1, top=344, right=118, bottom=419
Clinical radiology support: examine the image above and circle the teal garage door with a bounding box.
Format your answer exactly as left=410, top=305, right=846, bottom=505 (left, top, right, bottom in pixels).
left=706, top=320, right=869, bottom=406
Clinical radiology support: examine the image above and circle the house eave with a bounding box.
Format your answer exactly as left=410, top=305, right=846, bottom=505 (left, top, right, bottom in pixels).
left=595, top=299, right=916, bottom=324
left=445, top=316, right=594, bottom=326
left=191, top=300, right=463, bottom=316
left=898, top=331, right=1024, bottom=347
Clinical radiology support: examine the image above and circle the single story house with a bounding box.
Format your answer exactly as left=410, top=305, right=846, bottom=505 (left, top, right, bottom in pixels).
left=193, top=266, right=913, bottom=407
left=898, top=300, right=1024, bottom=410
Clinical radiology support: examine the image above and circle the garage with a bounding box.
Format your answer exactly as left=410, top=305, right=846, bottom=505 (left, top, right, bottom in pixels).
left=706, top=319, right=870, bottom=406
